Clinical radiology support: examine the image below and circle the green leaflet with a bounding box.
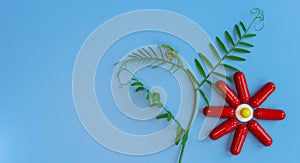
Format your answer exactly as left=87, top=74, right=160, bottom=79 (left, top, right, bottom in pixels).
left=235, top=24, right=242, bottom=38
left=239, top=42, right=254, bottom=47
left=205, top=79, right=222, bottom=95
left=213, top=72, right=233, bottom=82
left=175, top=126, right=184, bottom=145
left=232, top=48, right=250, bottom=53
left=199, top=89, right=210, bottom=106
left=216, top=37, right=227, bottom=53
left=222, top=63, right=240, bottom=72
left=226, top=55, right=246, bottom=61
left=244, top=33, right=256, bottom=38
left=135, top=87, right=145, bottom=92
left=131, top=81, right=143, bottom=86
left=240, top=21, right=247, bottom=31
left=194, top=59, right=206, bottom=78
left=209, top=43, right=222, bottom=60
left=198, top=53, right=213, bottom=68
left=225, top=31, right=234, bottom=46
left=156, top=113, right=168, bottom=119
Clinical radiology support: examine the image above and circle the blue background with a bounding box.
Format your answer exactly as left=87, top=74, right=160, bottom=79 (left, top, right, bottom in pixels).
left=1, top=0, right=299, bottom=162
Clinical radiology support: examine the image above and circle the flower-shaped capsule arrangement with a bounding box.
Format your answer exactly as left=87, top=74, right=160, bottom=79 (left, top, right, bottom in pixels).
left=203, top=72, right=286, bottom=155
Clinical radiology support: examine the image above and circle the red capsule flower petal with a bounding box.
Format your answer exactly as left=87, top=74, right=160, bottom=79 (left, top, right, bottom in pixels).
left=210, top=118, right=239, bottom=140
left=254, top=108, right=286, bottom=120
left=203, top=106, right=235, bottom=118
left=234, top=72, right=251, bottom=103
left=248, top=120, right=272, bottom=146
left=230, top=124, right=248, bottom=155
left=250, top=82, right=276, bottom=108
left=216, top=80, right=240, bottom=107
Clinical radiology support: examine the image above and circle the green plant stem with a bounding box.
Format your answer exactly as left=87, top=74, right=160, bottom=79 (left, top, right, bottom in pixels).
left=196, top=15, right=261, bottom=90
left=178, top=141, right=186, bottom=163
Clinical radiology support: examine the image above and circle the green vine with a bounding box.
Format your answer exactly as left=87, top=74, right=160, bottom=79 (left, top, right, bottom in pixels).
left=115, top=8, right=264, bottom=163
left=130, top=76, right=185, bottom=145
left=117, top=45, right=198, bottom=163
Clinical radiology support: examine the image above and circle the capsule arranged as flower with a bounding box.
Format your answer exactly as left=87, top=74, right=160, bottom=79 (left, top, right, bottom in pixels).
left=234, top=72, right=251, bottom=103
left=231, top=124, right=248, bottom=155
left=203, top=72, right=286, bottom=155
left=203, top=106, right=235, bottom=118
left=248, top=120, right=272, bottom=146
left=216, top=80, right=240, bottom=107
left=250, top=82, right=275, bottom=108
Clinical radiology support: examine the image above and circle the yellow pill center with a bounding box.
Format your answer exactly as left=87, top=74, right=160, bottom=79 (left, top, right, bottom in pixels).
left=240, top=108, right=251, bottom=118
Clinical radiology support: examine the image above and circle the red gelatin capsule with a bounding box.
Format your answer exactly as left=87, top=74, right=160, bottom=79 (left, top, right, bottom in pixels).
left=210, top=118, right=239, bottom=140
left=234, top=72, right=251, bottom=103
left=250, top=82, right=276, bottom=108
left=248, top=120, right=272, bottom=146
left=203, top=106, right=235, bottom=118
left=254, top=108, right=286, bottom=120
left=216, top=80, right=240, bottom=107
left=231, top=124, right=248, bottom=155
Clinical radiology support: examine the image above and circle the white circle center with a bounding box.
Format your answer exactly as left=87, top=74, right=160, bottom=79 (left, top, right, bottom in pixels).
left=235, top=104, right=253, bottom=122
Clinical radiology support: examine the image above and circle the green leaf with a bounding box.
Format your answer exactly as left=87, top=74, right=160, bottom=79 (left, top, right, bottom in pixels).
left=146, top=91, right=151, bottom=100
left=232, top=48, right=250, bottom=53
left=209, top=43, right=221, bottom=60
left=216, top=37, right=227, bottom=53
left=213, top=72, right=233, bottom=82
left=240, top=21, right=247, bottom=32
left=175, top=126, right=184, bottom=145
left=194, top=59, right=206, bottom=78
left=135, top=87, right=145, bottom=92
left=226, top=55, right=246, bottom=61
left=131, top=81, right=143, bottom=87
left=186, top=69, right=198, bottom=85
left=239, top=42, right=254, bottom=47
left=151, top=92, right=161, bottom=103
left=205, top=80, right=222, bottom=94
left=199, top=89, right=210, bottom=106
left=198, top=53, right=213, bottom=68
left=235, top=24, right=242, bottom=38
left=156, top=113, right=168, bottom=119
left=181, top=132, right=188, bottom=145
left=167, top=113, right=172, bottom=121
left=225, top=31, right=234, bottom=46
left=222, top=63, right=240, bottom=72
left=244, top=33, right=256, bottom=38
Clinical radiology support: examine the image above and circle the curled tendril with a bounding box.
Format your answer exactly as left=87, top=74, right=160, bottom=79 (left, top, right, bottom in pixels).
left=116, top=66, right=135, bottom=87
left=250, top=8, right=264, bottom=31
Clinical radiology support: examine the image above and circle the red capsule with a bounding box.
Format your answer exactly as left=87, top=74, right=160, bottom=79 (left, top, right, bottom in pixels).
left=250, top=82, right=276, bottom=108
left=210, top=118, right=239, bottom=140
left=234, top=72, right=251, bottom=103
left=230, top=124, right=248, bottom=155
left=248, top=120, right=272, bottom=146
left=203, top=106, right=235, bottom=118
left=216, top=80, right=240, bottom=107
left=254, top=108, right=286, bottom=120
